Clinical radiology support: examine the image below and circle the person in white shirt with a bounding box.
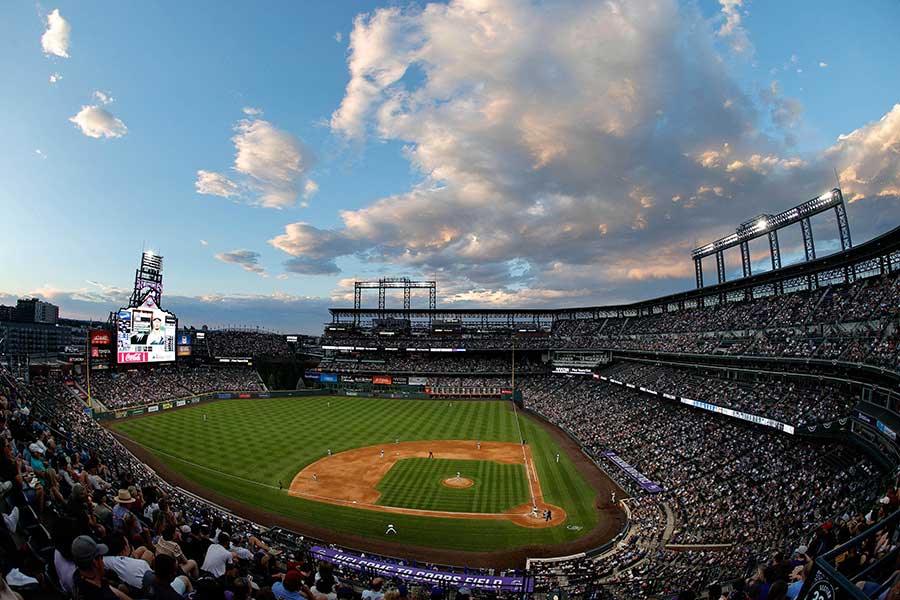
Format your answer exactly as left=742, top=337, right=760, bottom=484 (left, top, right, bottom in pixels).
left=201, top=533, right=234, bottom=579
left=103, top=535, right=153, bottom=591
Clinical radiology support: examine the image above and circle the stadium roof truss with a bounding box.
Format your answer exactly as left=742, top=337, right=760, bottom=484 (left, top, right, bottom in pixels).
left=329, top=219, right=900, bottom=330
left=691, top=188, right=851, bottom=289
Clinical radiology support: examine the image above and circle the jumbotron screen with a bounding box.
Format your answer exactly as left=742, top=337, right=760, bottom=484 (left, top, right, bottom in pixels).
left=116, top=302, right=177, bottom=364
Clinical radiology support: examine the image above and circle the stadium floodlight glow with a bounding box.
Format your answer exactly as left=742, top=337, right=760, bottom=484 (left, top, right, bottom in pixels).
left=691, top=187, right=851, bottom=287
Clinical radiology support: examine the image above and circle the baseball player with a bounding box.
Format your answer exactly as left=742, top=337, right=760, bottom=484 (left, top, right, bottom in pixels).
left=428, top=450, right=434, bottom=459
left=385, top=523, right=397, bottom=535
left=380, top=449, right=385, bottom=458
left=555, top=453, right=560, bottom=463
left=477, top=440, right=481, bottom=450
left=456, top=471, right=461, bottom=480
left=313, top=473, right=318, bottom=482
left=327, top=448, right=332, bottom=456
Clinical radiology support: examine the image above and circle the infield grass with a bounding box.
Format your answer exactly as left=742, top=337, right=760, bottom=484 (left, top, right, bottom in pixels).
left=376, top=458, right=529, bottom=513
left=109, top=396, right=597, bottom=552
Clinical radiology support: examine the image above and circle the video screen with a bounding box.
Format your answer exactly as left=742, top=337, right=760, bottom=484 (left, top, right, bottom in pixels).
left=116, top=305, right=177, bottom=363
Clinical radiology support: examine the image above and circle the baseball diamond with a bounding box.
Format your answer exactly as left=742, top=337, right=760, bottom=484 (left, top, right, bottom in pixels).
left=109, top=395, right=619, bottom=563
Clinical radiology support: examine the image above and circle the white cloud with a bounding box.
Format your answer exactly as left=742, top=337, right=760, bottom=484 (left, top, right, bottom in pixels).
left=826, top=104, right=900, bottom=204
left=195, top=170, right=239, bottom=197
left=334, top=31, right=343, bottom=43
left=242, top=106, right=262, bottom=116
left=49, top=72, right=62, bottom=84
left=35, top=149, right=47, bottom=159
left=196, top=113, right=315, bottom=209
left=215, top=249, right=268, bottom=277
left=93, top=90, right=113, bottom=105
left=69, top=105, right=127, bottom=139
left=819, top=62, right=828, bottom=68
left=717, top=0, right=752, bottom=55
left=303, top=179, right=319, bottom=199
left=200, top=239, right=209, bottom=246
left=307, top=1, right=900, bottom=306
left=41, top=9, right=71, bottom=58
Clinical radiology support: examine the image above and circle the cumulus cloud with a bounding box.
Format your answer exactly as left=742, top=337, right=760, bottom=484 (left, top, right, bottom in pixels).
left=49, top=72, right=62, bottom=84
left=41, top=9, right=71, bottom=58
left=242, top=106, right=262, bottom=116
left=819, top=62, right=828, bottom=68
left=195, top=170, right=239, bottom=197
left=334, top=31, right=343, bottom=43
left=196, top=112, right=315, bottom=209
left=309, top=0, right=900, bottom=307
left=69, top=105, right=127, bottom=139
left=215, top=249, right=268, bottom=277
left=200, top=239, right=209, bottom=246
left=826, top=105, right=900, bottom=205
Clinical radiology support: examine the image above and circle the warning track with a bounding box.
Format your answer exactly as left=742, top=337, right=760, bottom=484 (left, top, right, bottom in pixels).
left=288, top=440, right=565, bottom=528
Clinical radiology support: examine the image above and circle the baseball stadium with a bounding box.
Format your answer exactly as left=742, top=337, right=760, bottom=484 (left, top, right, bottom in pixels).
left=4, top=2, right=900, bottom=600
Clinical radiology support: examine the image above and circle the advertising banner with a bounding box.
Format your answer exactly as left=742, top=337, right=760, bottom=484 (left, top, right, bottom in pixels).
left=310, top=546, right=532, bottom=592
left=601, top=451, right=664, bottom=493
left=320, top=373, right=338, bottom=383
left=90, top=330, right=112, bottom=345
left=408, top=376, right=427, bottom=386
left=391, top=376, right=408, bottom=385
left=304, top=371, right=321, bottom=381
left=372, top=375, right=393, bottom=385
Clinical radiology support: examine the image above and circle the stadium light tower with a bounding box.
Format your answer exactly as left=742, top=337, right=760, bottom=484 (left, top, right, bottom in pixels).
left=691, top=188, right=851, bottom=288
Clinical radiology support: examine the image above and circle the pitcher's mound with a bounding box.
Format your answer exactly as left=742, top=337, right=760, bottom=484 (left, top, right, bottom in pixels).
left=442, top=477, right=474, bottom=489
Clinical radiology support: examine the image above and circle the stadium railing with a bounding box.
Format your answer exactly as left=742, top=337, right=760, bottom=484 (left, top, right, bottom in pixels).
left=797, top=508, right=900, bottom=599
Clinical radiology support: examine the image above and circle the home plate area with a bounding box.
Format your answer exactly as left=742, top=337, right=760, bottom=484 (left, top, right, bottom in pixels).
left=288, top=440, right=565, bottom=528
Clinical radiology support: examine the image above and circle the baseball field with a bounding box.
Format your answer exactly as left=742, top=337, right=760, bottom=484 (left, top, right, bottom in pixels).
left=109, top=396, right=615, bottom=561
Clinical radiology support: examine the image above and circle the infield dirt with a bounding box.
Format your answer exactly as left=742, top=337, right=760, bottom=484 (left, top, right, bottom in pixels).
left=288, top=440, right=565, bottom=528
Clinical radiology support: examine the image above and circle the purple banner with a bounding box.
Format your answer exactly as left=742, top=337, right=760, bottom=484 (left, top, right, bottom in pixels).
left=601, top=451, right=664, bottom=493
left=310, top=546, right=532, bottom=592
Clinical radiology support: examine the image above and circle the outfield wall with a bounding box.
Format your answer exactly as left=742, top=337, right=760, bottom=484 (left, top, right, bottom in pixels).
left=92, top=387, right=460, bottom=421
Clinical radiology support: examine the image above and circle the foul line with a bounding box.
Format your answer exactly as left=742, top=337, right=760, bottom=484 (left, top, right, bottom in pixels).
left=510, top=399, right=537, bottom=509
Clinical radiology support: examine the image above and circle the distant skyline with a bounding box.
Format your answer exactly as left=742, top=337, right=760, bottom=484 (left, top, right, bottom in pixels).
left=2, top=0, right=899, bottom=333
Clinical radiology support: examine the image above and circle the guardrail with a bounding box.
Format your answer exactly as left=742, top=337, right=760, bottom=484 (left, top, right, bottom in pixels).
left=798, top=508, right=900, bottom=599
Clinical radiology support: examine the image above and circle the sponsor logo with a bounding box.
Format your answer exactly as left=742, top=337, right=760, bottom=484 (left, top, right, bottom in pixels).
left=148, top=406, right=159, bottom=412
left=176, top=400, right=186, bottom=407
left=118, top=352, right=148, bottom=363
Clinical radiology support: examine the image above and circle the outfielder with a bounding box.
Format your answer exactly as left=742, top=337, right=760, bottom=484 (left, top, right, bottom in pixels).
left=385, top=523, right=397, bottom=535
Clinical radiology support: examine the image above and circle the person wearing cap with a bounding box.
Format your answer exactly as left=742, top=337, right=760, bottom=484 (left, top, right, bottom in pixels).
left=71, top=535, right=131, bottom=600
left=456, top=587, right=471, bottom=600
left=272, top=569, right=307, bottom=600
left=362, top=577, right=384, bottom=600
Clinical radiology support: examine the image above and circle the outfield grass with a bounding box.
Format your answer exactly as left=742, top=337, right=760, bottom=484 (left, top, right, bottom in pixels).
left=376, top=457, right=529, bottom=513
left=110, top=397, right=598, bottom=552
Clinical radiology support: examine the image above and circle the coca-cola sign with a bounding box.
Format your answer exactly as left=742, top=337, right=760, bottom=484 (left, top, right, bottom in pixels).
left=118, top=351, right=148, bottom=363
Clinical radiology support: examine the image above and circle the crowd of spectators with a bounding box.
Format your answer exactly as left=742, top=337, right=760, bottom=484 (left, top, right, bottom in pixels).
left=207, top=332, right=292, bottom=360
left=522, top=375, right=887, bottom=597
left=600, top=361, right=857, bottom=426
left=317, top=354, right=546, bottom=374
left=0, top=366, right=520, bottom=600
left=321, top=273, right=900, bottom=374
left=83, top=367, right=265, bottom=410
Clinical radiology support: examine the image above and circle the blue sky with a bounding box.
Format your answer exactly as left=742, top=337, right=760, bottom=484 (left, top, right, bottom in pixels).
left=1, top=0, right=899, bottom=332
